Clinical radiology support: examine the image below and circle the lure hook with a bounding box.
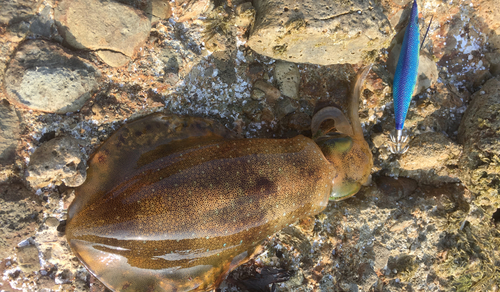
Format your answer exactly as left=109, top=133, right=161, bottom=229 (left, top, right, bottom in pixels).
left=388, top=130, right=409, bottom=154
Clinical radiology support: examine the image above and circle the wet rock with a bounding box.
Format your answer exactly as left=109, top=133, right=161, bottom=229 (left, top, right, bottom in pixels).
left=213, top=53, right=237, bottom=84
left=275, top=97, right=298, bottom=119
left=28, top=5, right=56, bottom=38
left=485, top=52, right=500, bottom=77
left=16, top=240, right=40, bottom=273
left=4, top=40, right=100, bottom=113
left=371, top=133, right=386, bottom=149
left=248, top=0, right=391, bottom=65
left=0, top=100, right=20, bottom=165
left=27, top=136, right=87, bottom=189
left=400, top=132, right=461, bottom=170
left=0, top=183, right=42, bottom=260
left=242, top=100, right=262, bottom=121
left=159, top=46, right=181, bottom=75
left=475, top=0, right=500, bottom=36
left=253, top=79, right=281, bottom=104
left=458, top=76, right=500, bottom=214
left=4, top=15, right=32, bottom=43
left=375, top=176, right=418, bottom=203
left=44, top=217, right=60, bottom=228
left=0, top=0, right=41, bottom=26
left=145, top=0, right=172, bottom=23
left=55, top=0, right=151, bottom=62
left=176, top=0, right=210, bottom=22
left=250, top=88, right=266, bottom=100
left=398, top=132, right=461, bottom=184
left=373, top=243, right=391, bottom=272
left=234, top=2, right=256, bottom=28
left=274, top=61, right=300, bottom=100
left=286, top=112, right=311, bottom=132
left=55, top=269, right=73, bottom=284
left=96, top=50, right=130, bottom=67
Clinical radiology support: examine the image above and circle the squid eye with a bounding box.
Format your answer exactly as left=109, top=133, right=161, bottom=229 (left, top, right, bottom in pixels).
left=317, top=134, right=354, bottom=155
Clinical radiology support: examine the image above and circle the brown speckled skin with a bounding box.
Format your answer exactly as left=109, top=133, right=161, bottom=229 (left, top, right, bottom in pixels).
left=66, top=67, right=375, bottom=291
left=66, top=114, right=345, bottom=292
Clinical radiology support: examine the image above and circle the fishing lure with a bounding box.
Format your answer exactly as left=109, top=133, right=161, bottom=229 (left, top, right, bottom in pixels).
left=390, top=0, right=422, bottom=154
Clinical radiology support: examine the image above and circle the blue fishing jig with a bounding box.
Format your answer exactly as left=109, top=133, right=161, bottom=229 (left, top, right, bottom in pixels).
left=390, top=0, right=421, bottom=154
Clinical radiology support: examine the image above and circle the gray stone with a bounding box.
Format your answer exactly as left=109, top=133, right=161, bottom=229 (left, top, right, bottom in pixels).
left=253, top=79, right=281, bottom=104
left=0, top=183, right=42, bottom=260
left=96, top=50, right=130, bottom=68
left=27, top=136, right=87, bottom=189
left=145, top=0, right=172, bottom=22
left=16, top=242, right=40, bottom=273
left=250, top=88, right=266, bottom=100
left=29, top=5, right=55, bottom=38
left=373, top=244, right=391, bottom=271
left=248, top=0, right=391, bottom=65
left=458, top=77, right=500, bottom=214
left=234, top=2, right=255, bottom=28
left=55, top=0, right=151, bottom=58
left=371, top=133, right=386, bottom=149
left=274, top=61, right=300, bottom=99
left=397, top=132, right=461, bottom=185
left=275, top=97, right=297, bottom=119
left=0, top=0, right=42, bottom=26
left=159, top=46, right=181, bottom=75
left=4, top=40, right=100, bottom=113
left=0, top=100, right=20, bottom=165
left=400, top=132, right=460, bottom=171
left=44, top=217, right=60, bottom=228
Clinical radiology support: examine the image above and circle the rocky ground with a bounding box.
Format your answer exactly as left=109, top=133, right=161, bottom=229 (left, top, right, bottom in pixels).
left=1, top=0, right=500, bottom=291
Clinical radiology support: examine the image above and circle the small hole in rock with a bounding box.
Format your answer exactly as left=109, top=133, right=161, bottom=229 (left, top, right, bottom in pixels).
left=492, top=209, right=500, bottom=223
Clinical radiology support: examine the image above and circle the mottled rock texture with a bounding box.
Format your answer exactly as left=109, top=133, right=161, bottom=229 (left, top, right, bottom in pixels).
left=398, top=132, right=461, bottom=185
left=248, top=0, right=391, bottom=65
left=274, top=61, right=300, bottom=99
left=458, top=76, right=500, bottom=215
left=0, top=0, right=41, bottom=26
left=55, top=0, right=151, bottom=65
left=0, top=100, right=20, bottom=165
left=4, top=40, right=100, bottom=113
left=27, top=136, right=87, bottom=189
left=0, top=183, right=42, bottom=260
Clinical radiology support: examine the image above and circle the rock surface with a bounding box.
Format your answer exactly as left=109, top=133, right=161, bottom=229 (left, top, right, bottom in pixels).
left=27, top=136, right=87, bottom=189
left=0, top=183, right=42, bottom=260
left=274, top=61, right=300, bottom=99
left=0, top=100, right=20, bottom=165
left=145, top=0, right=172, bottom=23
left=458, top=76, right=500, bottom=215
left=28, top=4, right=57, bottom=38
left=55, top=0, right=151, bottom=61
left=4, top=40, right=100, bottom=113
left=95, top=50, right=131, bottom=67
left=0, top=0, right=41, bottom=26
left=248, top=0, right=391, bottom=65
left=16, top=241, right=41, bottom=273
left=0, top=0, right=500, bottom=291
left=397, top=132, right=462, bottom=184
